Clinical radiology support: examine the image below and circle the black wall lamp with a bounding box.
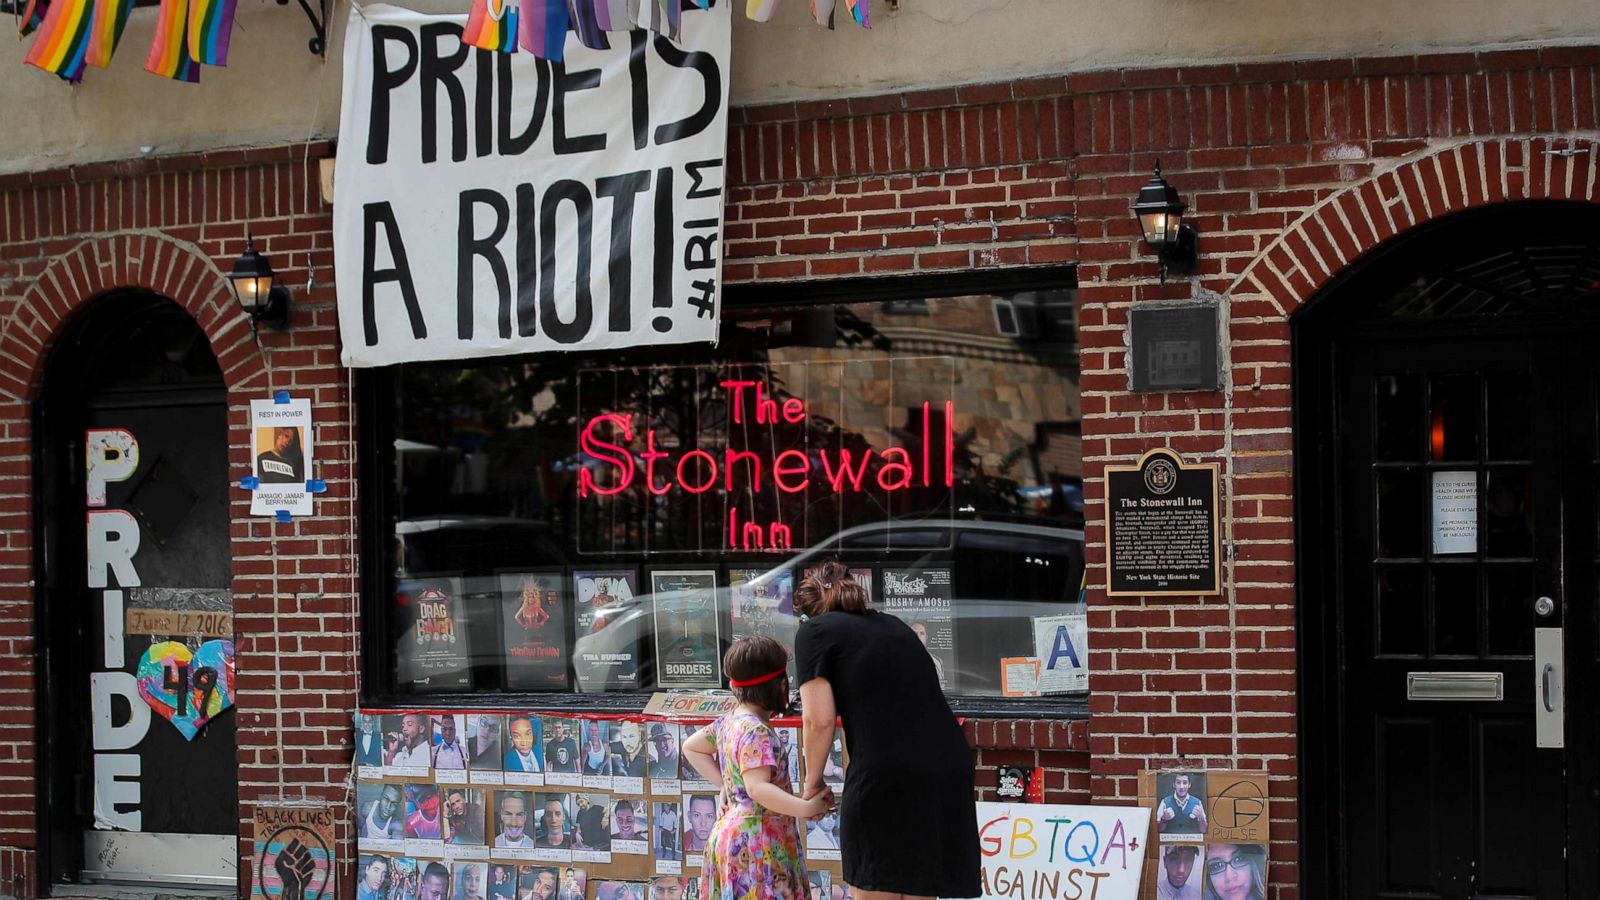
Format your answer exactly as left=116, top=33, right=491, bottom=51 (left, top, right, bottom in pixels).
left=1132, top=162, right=1198, bottom=281
left=229, top=237, right=292, bottom=334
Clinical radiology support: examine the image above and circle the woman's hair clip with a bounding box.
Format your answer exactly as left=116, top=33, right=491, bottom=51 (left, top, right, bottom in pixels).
left=822, top=582, right=833, bottom=589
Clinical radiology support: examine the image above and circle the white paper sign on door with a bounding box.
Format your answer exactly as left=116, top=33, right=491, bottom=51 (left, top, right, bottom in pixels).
left=1431, top=470, right=1477, bottom=555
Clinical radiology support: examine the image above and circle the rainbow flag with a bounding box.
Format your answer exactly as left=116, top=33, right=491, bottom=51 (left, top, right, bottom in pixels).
left=463, top=0, right=519, bottom=52
left=517, top=0, right=568, bottom=61
left=631, top=0, right=677, bottom=41
left=567, top=0, right=609, bottom=50
left=591, top=0, right=629, bottom=30
left=843, top=0, right=867, bottom=26
left=83, top=0, right=133, bottom=68
left=144, top=0, right=200, bottom=81
left=17, top=0, right=50, bottom=38
left=23, top=0, right=92, bottom=82
left=185, top=0, right=236, bottom=65
left=746, top=0, right=777, bottom=21
left=808, top=0, right=834, bottom=27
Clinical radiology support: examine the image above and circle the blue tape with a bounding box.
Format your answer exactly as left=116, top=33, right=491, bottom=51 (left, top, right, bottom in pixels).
left=239, top=476, right=260, bottom=490
left=305, top=479, right=327, bottom=494
left=274, top=390, right=291, bottom=404
left=275, top=509, right=293, bottom=523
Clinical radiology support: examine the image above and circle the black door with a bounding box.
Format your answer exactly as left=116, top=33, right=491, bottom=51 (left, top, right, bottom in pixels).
left=1338, top=335, right=1576, bottom=898
left=1298, top=201, right=1600, bottom=900
left=37, top=292, right=239, bottom=889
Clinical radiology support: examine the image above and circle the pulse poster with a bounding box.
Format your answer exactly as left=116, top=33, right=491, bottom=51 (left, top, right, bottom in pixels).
left=398, top=574, right=471, bottom=691
left=880, top=568, right=955, bottom=690
left=649, top=570, right=721, bottom=689
left=500, top=571, right=570, bottom=690
left=573, top=570, right=640, bottom=691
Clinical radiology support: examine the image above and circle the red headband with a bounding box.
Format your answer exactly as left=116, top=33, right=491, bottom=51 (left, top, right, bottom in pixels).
left=729, top=667, right=786, bottom=688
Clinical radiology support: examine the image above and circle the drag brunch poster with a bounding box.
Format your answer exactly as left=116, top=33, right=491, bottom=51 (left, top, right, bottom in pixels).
left=500, top=571, right=570, bottom=690
left=976, top=801, right=1150, bottom=900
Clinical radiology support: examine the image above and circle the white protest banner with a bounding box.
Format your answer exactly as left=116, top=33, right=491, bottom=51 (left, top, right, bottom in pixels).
left=334, top=5, right=730, bottom=367
left=975, top=801, right=1149, bottom=900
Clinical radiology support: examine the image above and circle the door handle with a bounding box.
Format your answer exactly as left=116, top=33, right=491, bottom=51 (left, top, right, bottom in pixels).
left=1535, top=628, right=1563, bottom=749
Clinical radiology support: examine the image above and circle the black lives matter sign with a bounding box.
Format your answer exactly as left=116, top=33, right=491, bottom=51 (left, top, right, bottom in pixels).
left=1106, top=449, right=1220, bottom=596
left=333, top=5, right=730, bottom=367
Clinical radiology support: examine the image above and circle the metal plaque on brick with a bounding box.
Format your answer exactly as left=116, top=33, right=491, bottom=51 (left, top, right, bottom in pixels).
left=1105, top=448, right=1220, bottom=596
left=1128, top=304, right=1219, bottom=392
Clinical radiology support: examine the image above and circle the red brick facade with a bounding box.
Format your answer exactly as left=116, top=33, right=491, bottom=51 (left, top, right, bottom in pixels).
left=1, top=42, right=1598, bottom=899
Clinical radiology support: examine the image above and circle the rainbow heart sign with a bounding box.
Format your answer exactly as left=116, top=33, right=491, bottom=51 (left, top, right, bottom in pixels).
left=136, top=639, right=237, bottom=740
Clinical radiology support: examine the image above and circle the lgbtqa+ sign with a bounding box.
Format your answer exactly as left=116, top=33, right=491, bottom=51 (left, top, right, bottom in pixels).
left=976, top=801, right=1150, bottom=900
left=334, top=5, right=731, bottom=366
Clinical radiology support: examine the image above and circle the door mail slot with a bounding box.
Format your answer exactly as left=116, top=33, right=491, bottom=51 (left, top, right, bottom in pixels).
left=1406, top=672, right=1504, bottom=701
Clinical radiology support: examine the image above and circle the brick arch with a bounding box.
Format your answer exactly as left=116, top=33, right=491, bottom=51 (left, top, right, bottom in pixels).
left=1229, top=136, right=1600, bottom=317
left=1, top=232, right=270, bottom=401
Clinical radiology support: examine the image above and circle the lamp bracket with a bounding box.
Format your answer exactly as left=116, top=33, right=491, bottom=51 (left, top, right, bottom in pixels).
left=1154, top=224, right=1199, bottom=283
left=277, top=0, right=327, bottom=56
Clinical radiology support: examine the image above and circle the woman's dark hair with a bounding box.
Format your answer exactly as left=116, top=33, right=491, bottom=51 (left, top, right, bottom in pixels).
left=803, top=560, right=869, bottom=615
left=724, top=635, right=790, bottom=713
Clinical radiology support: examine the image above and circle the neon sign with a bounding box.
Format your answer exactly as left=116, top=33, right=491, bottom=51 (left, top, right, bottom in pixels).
left=578, top=379, right=956, bottom=550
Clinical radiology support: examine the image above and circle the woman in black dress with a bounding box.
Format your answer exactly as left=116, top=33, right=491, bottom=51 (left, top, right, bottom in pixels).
left=794, top=562, right=981, bottom=899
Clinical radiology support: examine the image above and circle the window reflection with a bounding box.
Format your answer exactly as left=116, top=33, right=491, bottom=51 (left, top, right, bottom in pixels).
left=383, top=292, right=1084, bottom=699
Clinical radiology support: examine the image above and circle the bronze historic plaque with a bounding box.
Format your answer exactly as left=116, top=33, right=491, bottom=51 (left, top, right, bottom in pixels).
left=1105, top=449, right=1220, bottom=596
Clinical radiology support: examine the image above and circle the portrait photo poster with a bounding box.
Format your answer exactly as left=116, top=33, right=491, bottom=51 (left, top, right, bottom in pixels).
left=249, top=397, right=313, bottom=516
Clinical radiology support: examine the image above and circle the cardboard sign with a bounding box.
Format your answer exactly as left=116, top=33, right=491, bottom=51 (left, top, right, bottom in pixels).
left=1137, top=770, right=1270, bottom=900
left=333, top=5, right=731, bottom=367
left=640, top=692, right=736, bottom=719
left=977, top=801, right=1150, bottom=900
left=253, top=804, right=336, bottom=900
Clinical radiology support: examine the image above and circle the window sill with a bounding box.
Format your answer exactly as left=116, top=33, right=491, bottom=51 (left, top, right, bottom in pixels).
left=358, top=691, right=1091, bottom=720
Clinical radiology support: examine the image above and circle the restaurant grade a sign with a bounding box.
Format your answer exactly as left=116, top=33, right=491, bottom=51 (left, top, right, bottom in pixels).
left=333, top=4, right=731, bottom=367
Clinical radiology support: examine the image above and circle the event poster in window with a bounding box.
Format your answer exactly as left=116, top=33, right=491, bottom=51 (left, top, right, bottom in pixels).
left=649, top=570, right=721, bottom=689
left=397, top=574, right=471, bottom=691
left=500, top=571, right=570, bottom=690
left=880, top=568, right=955, bottom=690
left=573, top=570, right=641, bottom=691
left=728, top=568, right=793, bottom=640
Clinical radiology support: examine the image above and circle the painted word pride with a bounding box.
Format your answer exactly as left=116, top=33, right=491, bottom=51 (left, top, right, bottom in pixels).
left=579, top=382, right=956, bottom=550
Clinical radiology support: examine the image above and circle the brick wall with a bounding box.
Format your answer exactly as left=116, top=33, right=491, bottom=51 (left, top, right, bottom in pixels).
left=720, top=45, right=1600, bottom=900
left=1, top=39, right=1598, bottom=900
left=0, top=144, right=360, bottom=896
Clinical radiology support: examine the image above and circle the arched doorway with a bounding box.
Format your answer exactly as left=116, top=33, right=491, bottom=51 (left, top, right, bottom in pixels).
left=1295, top=201, right=1600, bottom=898
left=35, top=291, right=239, bottom=891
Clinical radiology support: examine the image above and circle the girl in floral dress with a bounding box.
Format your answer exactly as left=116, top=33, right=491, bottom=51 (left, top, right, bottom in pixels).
left=683, top=636, right=830, bottom=900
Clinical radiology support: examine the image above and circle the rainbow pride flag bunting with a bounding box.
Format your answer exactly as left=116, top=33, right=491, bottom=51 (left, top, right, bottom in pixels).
left=145, top=0, right=200, bottom=81
left=463, top=0, right=519, bottom=52
left=808, top=0, right=834, bottom=27
left=517, top=0, right=569, bottom=60
left=745, top=0, right=777, bottom=20
left=592, top=0, right=629, bottom=28
left=23, top=0, right=92, bottom=82
left=17, top=0, right=50, bottom=38
left=843, top=0, right=867, bottom=27
left=84, top=0, right=133, bottom=68
left=631, top=0, right=678, bottom=41
left=186, top=0, right=237, bottom=65
left=567, top=0, right=609, bottom=50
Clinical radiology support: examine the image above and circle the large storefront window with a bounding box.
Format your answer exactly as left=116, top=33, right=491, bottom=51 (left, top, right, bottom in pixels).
left=367, top=275, right=1083, bottom=702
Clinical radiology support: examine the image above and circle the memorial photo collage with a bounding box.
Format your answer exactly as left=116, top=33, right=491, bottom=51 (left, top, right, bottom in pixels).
left=354, top=711, right=850, bottom=900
